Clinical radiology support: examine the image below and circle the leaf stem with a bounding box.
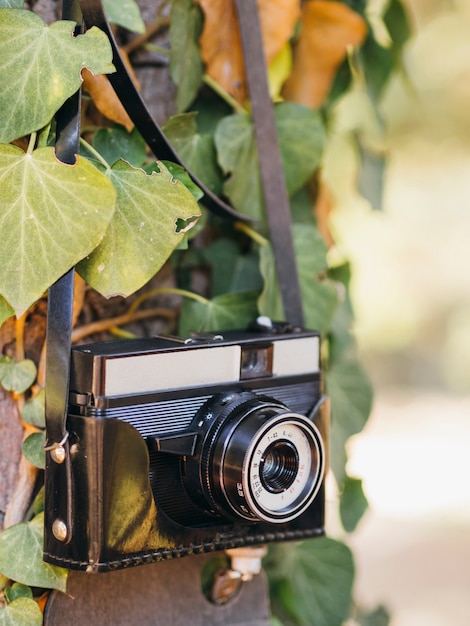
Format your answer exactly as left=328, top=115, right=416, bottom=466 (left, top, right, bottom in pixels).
left=79, top=137, right=111, bottom=170
left=122, top=17, right=170, bottom=55
left=26, top=132, right=37, bottom=155
left=15, top=312, right=28, bottom=415
left=71, top=306, right=176, bottom=343
left=234, top=221, right=268, bottom=246
left=144, top=43, right=169, bottom=57
left=15, top=312, right=27, bottom=362
left=202, top=74, right=247, bottom=113
left=128, top=287, right=210, bottom=314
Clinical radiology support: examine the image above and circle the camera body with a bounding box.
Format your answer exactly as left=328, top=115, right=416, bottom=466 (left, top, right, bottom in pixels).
left=44, top=322, right=328, bottom=572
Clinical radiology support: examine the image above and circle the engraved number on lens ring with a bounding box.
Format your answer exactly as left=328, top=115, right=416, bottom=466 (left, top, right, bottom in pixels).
left=245, top=417, right=323, bottom=521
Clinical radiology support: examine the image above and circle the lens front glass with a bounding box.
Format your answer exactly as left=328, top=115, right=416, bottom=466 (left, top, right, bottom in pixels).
left=247, top=419, right=319, bottom=517
left=259, top=440, right=299, bottom=493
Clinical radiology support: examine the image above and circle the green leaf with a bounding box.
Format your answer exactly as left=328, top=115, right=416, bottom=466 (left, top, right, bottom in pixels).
left=267, top=538, right=354, bottom=626
left=328, top=298, right=356, bottom=363
left=202, top=238, right=263, bottom=297
left=326, top=357, right=373, bottom=483
left=340, top=476, right=369, bottom=532
left=0, top=145, right=116, bottom=316
left=276, top=103, right=325, bottom=196
left=32, top=487, right=44, bottom=516
left=357, top=605, right=390, bottom=626
left=0, top=356, right=36, bottom=393
left=178, top=290, right=259, bottom=336
left=93, top=126, right=148, bottom=168
left=77, top=160, right=200, bottom=297
left=169, top=0, right=204, bottom=112
left=0, top=513, right=68, bottom=591
left=0, top=295, right=14, bottom=327
left=21, top=388, right=45, bottom=428
left=103, top=0, right=145, bottom=34
left=163, top=113, right=224, bottom=197
left=0, top=597, right=42, bottom=626
left=0, top=10, right=114, bottom=143
left=215, top=104, right=325, bottom=220
left=385, top=0, right=411, bottom=50
left=4, top=583, right=33, bottom=603
left=215, top=112, right=263, bottom=220
left=156, top=161, right=203, bottom=202
left=258, top=224, right=338, bottom=334
left=359, top=33, right=394, bottom=102
left=22, top=431, right=45, bottom=470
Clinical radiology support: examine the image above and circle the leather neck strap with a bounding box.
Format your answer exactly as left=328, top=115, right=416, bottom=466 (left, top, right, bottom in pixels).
left=78, top=0, right=248, bottom=223
left=43, top=0, right=82, bottom=544
left=44, top=1, right=81, bottom=451
left=234, top=0, right=304, bottom=328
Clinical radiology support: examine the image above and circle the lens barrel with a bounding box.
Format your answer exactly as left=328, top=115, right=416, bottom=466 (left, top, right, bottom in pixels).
left=185, top=392, right=325, bottom=524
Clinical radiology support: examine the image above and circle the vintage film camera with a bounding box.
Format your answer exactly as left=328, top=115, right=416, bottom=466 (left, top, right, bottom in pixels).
left=44, top=319, right=329, bottom=572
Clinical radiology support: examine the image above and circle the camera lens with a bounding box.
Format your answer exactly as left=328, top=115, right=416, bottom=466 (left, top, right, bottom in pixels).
left=187, top=393, right=325, bottom=525
left=259, top=440, right=299, bottom=493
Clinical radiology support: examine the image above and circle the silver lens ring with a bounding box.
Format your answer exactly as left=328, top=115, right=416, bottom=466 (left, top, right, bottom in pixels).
left=214, top=403, right=325, bottom=524
left=241, top=413, right=324, bottom=523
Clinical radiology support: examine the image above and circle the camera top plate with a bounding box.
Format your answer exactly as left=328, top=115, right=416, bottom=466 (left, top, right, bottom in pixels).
left=69, top=327, right=320, bottom=403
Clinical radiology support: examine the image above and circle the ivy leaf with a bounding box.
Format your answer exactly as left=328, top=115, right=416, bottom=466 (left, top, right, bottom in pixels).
left=276, top=103, right=325, bottom=196
left=0, top=145, right=116, bottom=316
left=0, top=513, right=68, bottom=591
left=23, top=431, right=45, bottom=470
left=0, top=9, right=114, bottom=143
left=325, top=356, right=373, bottom=483
left=357, top=605, right=391, bottom=626
left=267, top=538, right=354, bottom=626
left=4, top=583, right=33, bottom=603
left=163, top=113, right=224, bottom=197
left=215, top=112, right=263, bottom=220
left=340, top=476, right=369, bottom=532
left=93, top=126, right=147, bottom=169
left=169, top=0, right=204, bottom=112
left=159, top=161, right=204, bottom=202
left=103, top=0, right=145, bottom=34
left=32, top=488, right=44, bottom=516
left=21, top=388, right=45, bottom=428
left=77, top=160, right=200, bottom=297
left=259, top=224, right=338, bottom=334
left=0, top=356, right=36, bottom=393
left=202, top=238, right=263, bottom=297
left=0, top=296, right=14, bottom=328
left=0, top=597, right=42, bottom=626
left=215, top=103, right=325, bottom=220
left=178, top=291, right=259, bottom=336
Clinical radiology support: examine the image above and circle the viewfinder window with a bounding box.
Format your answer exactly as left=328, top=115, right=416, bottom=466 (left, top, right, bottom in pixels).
left=240, top=344, right=273, bottom=379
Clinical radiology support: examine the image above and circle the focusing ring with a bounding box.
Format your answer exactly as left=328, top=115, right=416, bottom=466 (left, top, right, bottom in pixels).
left=183, top=392, right=325, bottom=524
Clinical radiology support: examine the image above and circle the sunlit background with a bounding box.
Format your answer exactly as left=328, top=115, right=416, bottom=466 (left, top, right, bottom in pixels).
left=327, top=0, right=470, bottom=623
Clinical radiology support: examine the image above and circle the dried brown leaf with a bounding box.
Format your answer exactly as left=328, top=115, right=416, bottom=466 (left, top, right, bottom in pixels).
left=198, top=0, right=300, bottom=104
left=82, top=49, right=139, bottom=131
left=283, top=0, right=367, bottom=109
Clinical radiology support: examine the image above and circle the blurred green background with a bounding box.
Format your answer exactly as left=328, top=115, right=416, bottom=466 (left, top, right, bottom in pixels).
left=326, top=1, right=470, bottom=624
